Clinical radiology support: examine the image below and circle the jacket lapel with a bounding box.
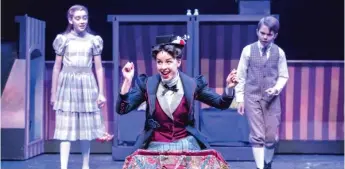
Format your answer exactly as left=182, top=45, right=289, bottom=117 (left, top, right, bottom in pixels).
left=179, top=71, right=196, bottom=118
left=146, top=74, right=160, bottom=116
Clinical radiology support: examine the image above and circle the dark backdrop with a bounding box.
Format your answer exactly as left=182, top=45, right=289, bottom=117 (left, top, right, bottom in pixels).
left=1, top=0, right=344, bottom=61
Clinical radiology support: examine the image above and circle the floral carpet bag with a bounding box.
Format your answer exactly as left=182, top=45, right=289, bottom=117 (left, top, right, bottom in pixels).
left=122, top=149, right=230, bottom=169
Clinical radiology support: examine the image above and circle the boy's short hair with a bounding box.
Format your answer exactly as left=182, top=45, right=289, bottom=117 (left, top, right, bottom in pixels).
left=257, top=16, right=280, bottom=34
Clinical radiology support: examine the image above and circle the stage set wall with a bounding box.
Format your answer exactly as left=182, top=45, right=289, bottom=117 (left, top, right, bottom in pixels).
left=45, top=15, right=343, bottom=156
left=2, top=14, right=344, bottom=161
left=1, top=15, right=46, bottom=160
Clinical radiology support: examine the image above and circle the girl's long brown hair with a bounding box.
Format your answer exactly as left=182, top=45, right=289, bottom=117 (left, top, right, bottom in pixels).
left=63, top=4, right=92, bottom=34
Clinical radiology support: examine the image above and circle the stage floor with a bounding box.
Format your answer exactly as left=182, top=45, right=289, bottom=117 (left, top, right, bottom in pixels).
left=1, top=154, right=343, bottom=169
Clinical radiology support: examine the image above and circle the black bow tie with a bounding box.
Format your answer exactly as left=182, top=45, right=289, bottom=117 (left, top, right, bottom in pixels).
left=162, top=84, right=178, bottom=96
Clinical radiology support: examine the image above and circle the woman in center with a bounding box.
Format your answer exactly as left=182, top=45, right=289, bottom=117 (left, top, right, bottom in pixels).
left=116, top=34, right=237, bottom=152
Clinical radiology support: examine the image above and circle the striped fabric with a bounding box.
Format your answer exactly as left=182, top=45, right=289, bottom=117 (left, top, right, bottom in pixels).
left=119, top=23, right=188, bottom=75
left=147, top=136, right=201, bottom=152
left=44, top=23, right=344, bottom=142
left=199, top=60, right=344, bottom=141
left=280, top=63, right=344, bottom=141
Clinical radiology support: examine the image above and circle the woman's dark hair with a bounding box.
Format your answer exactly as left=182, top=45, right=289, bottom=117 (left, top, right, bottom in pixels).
left=151, top=44, right=184, bottom=60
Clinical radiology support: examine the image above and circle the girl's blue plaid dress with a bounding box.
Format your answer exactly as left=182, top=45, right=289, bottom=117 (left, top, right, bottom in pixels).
left=52, top=31, right=105, bottom=141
